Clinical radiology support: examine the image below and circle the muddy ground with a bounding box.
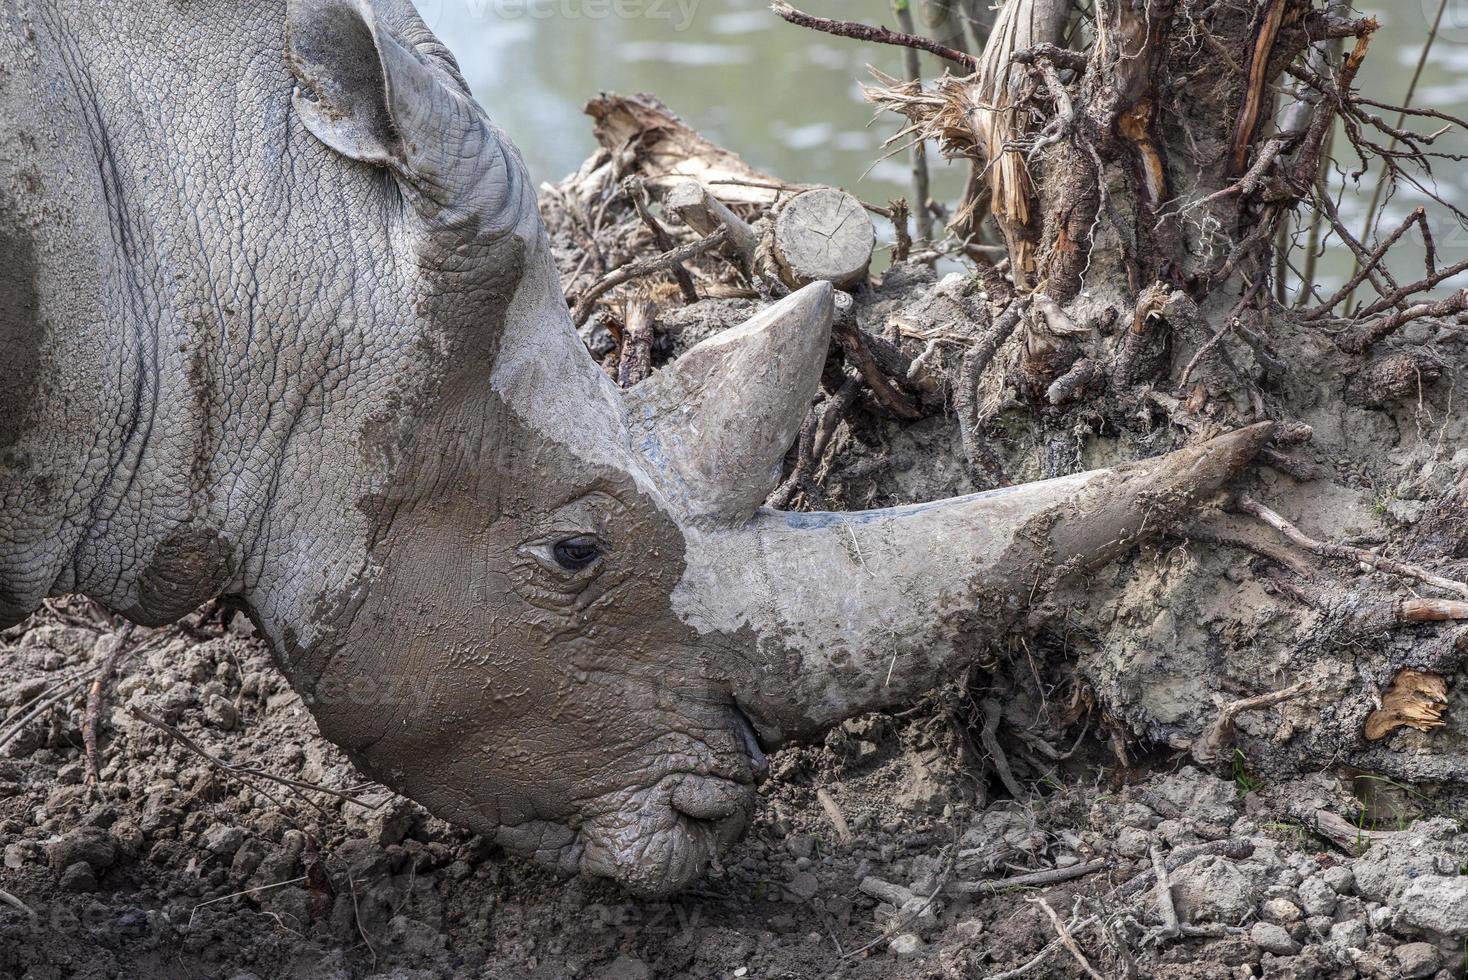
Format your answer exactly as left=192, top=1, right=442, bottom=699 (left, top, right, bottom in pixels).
left=4, top=596, right=1468, bottom=980
left=7, top=106, right=1468, bottom=977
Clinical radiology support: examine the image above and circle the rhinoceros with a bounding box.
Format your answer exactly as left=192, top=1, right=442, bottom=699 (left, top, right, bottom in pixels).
left=0, top=0, right=1269, bottom=895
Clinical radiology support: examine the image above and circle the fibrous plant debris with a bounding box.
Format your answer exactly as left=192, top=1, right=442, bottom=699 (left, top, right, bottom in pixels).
left=1363, top=670, right=1449, bottom=741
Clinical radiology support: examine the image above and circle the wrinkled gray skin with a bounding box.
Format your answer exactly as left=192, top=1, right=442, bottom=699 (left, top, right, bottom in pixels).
left=0, top=0, right=1269, bottom=895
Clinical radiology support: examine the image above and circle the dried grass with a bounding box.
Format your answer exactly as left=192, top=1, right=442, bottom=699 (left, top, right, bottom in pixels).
left=863, top=0, right=1071, bottom=271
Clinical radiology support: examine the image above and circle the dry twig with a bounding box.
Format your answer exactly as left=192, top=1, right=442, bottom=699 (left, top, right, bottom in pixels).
left=1344, top=289, right=1468, bottom=354
left=129, top=707, right=379, bottom=814
left=985, top=916, right=1099, bottom=979
left=816, top=788, right=853, bottom=845
left=84, top=623, right=135, bottom=786
left=572, top=229, right=730, bottom=327
left=622, top=176, right=698, bottom=304
left=1031, top=897, right=1105, bottom=980
left=770, top=0, right=977, bottom=70
left=1236, top=495, right=1468, bottom=598
left=0, top=889, right=35, bottom=919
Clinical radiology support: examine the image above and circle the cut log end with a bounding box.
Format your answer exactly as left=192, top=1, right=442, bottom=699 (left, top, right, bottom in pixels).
left=772, top=188, right=875, bottom=290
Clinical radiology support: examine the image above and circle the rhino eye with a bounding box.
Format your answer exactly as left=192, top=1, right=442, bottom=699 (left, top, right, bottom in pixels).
left=552, top=535, right=600, bottom=571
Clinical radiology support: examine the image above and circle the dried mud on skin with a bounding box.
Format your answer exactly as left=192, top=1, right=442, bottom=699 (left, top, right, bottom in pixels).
left=9, top=104, right=1468, bottom=980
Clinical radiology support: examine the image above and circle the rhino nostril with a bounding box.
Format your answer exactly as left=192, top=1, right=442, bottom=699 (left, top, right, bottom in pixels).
left=670, top=776, right=748, bottom=822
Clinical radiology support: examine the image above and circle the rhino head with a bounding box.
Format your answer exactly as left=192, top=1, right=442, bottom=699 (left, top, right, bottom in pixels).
left=262, top=0, right=1268, bottom=895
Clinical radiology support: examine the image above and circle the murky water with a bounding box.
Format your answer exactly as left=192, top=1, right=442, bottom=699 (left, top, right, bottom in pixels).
left=426, top=0, right=1468, bottom=294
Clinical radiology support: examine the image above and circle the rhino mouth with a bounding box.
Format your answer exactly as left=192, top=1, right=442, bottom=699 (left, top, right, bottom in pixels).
left=571, top=701, right=769, bottom=896
left=729, top=700, right=770, bottom=778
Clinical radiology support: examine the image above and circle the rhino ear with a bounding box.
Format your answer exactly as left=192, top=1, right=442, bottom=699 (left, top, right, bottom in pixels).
left=286, top=0, right=528, bottom=236
left=628, top=283, right=834, bottom=528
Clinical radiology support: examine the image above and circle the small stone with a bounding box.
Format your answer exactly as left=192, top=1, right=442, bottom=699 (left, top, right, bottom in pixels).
left=59, top=860, right=97, bottom=893
left=1397, top=876, right=1468, bottom=937
left=4, top=843, right=29, bottom=869
left=139, top=789, right=183, bottom=834
left=1171, top=855, right=1263, bottom=924
left=1305, top=914, right=1333, bottom=935
left=200, top=825, right=245, bottom=858
left=1328, top=919, right=1368, bottom=949
left=1251, top=922, right=1301, bottom=956
left=888, top=933, right=923, bottom=956
left=203, top=695, right=238, bottom=731
left=786, top=834, right=816, bottom=860
left=346, top=795, right=414, bottom=848
left=1261, top=897, right=1303, bottom=925
left=1298, top=876, right=1337, bottom=916
left=785, top=871, right=820, bottom=902
left=954, top=918, right=985, bottom=941
left=46, top=827, right=116, bottom=873
left=1114, top=827, right=1153, bottom=858
left=1394, top=941, right=1442, bottom=979
left=1322, top=866, right=1355, bottom=895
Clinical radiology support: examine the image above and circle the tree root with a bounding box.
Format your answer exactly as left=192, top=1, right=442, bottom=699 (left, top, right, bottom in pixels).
left=979, top=697, right=1027, bottom=800
left=1146, top=845, right=1181, bottom=942
left=955, top=300, right=1024, bottom=487
left=83, top=623, right=134, bottom=787
left=832, top=301, right=922, bottom=420
left=768, top=376, right=861, bottom=509
left=1115, top=840, right=1254, bottom=899
left=616, top=296, right=657, bottom=388
left=1236, top=495, right=1468, bottom=598
left=949, top=858, right=1108, bottom=894
left=1032, top=897, right=1106, bottom=980
left=1191, top=678, right=1316, bottom=765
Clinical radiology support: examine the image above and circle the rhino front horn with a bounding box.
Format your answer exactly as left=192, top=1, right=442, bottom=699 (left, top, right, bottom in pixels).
left=675, top=423, right=1275, bottom=742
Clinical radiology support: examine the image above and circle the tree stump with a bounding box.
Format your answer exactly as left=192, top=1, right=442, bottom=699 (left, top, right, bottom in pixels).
left=771, top=188, right=874, bottom=290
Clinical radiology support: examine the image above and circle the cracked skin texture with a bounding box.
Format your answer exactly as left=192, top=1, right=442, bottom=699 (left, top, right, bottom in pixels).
left=307, top=383, right=763, bottom=897
left=0, top=0, right=1267, bottom=895
left=0, top=0, right=762, bottom=896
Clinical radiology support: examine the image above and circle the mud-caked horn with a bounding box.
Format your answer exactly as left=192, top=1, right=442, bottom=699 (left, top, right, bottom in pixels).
left=626, top=282, right=835, bottom=528
left=675, top=423, right=1275, bottom=742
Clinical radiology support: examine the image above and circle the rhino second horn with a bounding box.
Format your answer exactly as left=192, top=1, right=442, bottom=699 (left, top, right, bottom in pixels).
left=627, top=282, right=834, bottom=528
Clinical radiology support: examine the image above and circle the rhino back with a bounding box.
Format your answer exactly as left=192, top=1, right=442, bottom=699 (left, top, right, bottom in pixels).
left=0, top=0, right=128, bottom=624
left=0, top=1, right=441, bottom=626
